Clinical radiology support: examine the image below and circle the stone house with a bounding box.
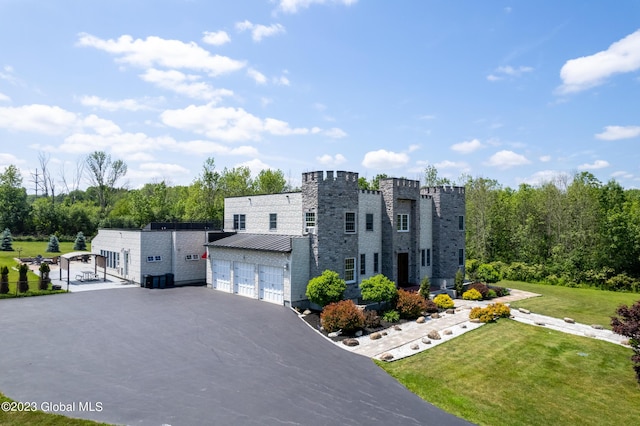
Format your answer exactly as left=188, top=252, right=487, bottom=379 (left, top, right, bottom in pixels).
left=206, top=170, right=465, bottom=306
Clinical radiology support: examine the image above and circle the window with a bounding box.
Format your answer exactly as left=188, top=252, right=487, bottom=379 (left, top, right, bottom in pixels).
left=373, top=253, right=379, bottom=273
left=397, top=214, right=409, bottom=232
left=185, top=254, right=200, bottom=261
left=269, top=213, right=277, bottom=230
left=421, top=249, right=425, bottom=267
left=345, top=258, right=355, bottom=282
left=360, top=254, right=366, bottom=275
left=233, top=214, right=246, bottom=230
left=426, top=248, right=431, bottom=266
left=146, top=255, right=162, bottom=263
left=101, top=250, right=120, bottom=268
left=459, top=215, right=465, bottom=231
left=458, top=248, right=464, bottom=266
left=345, top=212, right=356, bottom=233
left=305, top=211, right=316, bottom=227
left=365, top=213, right=374, bottom=231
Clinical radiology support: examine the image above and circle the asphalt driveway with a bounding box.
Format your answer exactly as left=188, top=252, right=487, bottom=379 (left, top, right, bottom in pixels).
left=0, top=287, right=470, bottom=425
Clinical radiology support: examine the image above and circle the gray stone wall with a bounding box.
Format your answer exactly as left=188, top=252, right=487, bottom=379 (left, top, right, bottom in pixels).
left=302, top=170, right=360, bottom=299
left=422, top=186, right=466, bottom=288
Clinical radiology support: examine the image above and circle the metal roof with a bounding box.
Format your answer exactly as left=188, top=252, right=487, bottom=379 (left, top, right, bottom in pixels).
left=206, top=233, right=294, bottom=252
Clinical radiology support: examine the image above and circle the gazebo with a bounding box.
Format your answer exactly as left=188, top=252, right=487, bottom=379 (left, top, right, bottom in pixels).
left=59, top=251, right=107, bottom=291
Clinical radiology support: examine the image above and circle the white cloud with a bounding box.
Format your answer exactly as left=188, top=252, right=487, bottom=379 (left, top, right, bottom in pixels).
left=273, top=75, right=290, bottom=86
left=277, top=0, right=357, bottom=14
left=79, top=95, right=152, bottom=111
left=237, top=158, right=272, bottom=176
left=0, top=104, right=77, bottom=135
left=77, top=33, right=245, bottom=76
left=518, top=170, right=571, bottom=186
left=485, top=150, right=531, bottom=169
left=434, top=160, right=470, bottom=172
left=487, top=65, right=533, bottom=81
left=235, top=21, right=285, bottom=42
left=539, top=155, right=552, bottom=162
left=558, top=29, right=640, bottom=94
left=140, top=68, right=233, bottom=101
left=408, top=144, right=420, bottom=152
left=578, top=159, right=609, bottom=170
left=160, top=104, right=311, bottom=142
left=202, top=30, right=231, bottom=46
left=247, top=68, right=267, bottom=84
left=611, top=170, right=633, bottom=179
left=323, top=127, right=347, bottom=138
left=361, top=149, right=409, bottom=169
left=139, top=162, right=191, bottom=174
left=451, top=138, right=483, bottom=154
left=317, top=153, right=346, bottom=166
left=0, top=92, right=10, bottom=102
left=81, top=114, right=121, bottom=136
left=0, top=153, right=24, bottom=168
left=595, top=125, right=640, bottom=141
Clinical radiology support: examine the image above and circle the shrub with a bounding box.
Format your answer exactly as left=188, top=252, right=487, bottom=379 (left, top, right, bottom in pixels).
left=469, top=282, right=490, bottom=299
left=73, top=231, right=87, bottom=251
left=1, top=228, right=13, bottom=251
left=320, top=300, right=365, bottom=333
left=424, top=299, right=439, bottom=314
left=0, top=265, right=9, bottom=294
left=454, top=268, right=464, bottom=298
left=46, top=235, right=60, bottom=253
left=611, top=300, right=640, bottom=384
left=17, top=263, right=29, bottom=293
left=489, top=285, right=510, bottom=297
left=382, top=309, right=400, bottom=323
left=39, top=263, right=50, bottom=290
left=360, top=274, right=397, bottom=304
left=605, top=273, right=634, bottom=292
left=469, top=302, right=511, bottom=323
left=306, top=270, right=346, bottom=307
left=477, top=263, right=501, bottom=283
left=396, top=289, right=427, bottom=319
left=462, top=288, right=483, bottom=301
left=486, top=289, right=497, bottom=299
left=465, top=259, right=480, bottom=280
left=419, top=275, right=431, bottom=299
left=433, top=293, right=454, bottom=310
left=363, top=310, right=381, bottom=328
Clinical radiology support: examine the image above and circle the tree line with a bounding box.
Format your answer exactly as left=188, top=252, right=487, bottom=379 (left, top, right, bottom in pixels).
left=0, top=152, right=289, bottom=239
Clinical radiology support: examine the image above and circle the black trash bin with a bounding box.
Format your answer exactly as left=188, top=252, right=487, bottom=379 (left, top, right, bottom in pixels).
left=159, top=274, right=166, bottom=289
left=165, top=273, right=174, bottom=288
left=152, top=275, right=160, bottom=289
left=144, top=274, right=153, bottom=288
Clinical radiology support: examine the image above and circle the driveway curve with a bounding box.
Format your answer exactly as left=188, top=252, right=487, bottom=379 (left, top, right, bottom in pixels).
left=0, top=287, right=470, bottom=425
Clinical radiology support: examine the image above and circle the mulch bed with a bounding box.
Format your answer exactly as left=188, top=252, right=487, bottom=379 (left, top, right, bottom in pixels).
left=300, top=309, right=408, bottom=342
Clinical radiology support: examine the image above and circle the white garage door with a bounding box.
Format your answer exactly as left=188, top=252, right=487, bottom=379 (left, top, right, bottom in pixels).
left=234, top=262, right=256, bottom=298
left=259, top=265, right=284, bottom=305
left=213, top=260, right=231, bottom=293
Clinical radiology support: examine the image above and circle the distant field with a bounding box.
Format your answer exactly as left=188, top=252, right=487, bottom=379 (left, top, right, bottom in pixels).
left=503, top=280, right=640, bottom=329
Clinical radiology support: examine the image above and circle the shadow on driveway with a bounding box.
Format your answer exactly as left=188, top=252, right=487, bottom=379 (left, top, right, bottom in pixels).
left=0, top=288, right=470, bottom=425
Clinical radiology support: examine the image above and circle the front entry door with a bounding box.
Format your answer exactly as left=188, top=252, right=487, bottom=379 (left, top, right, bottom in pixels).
left=397, top=253, right=409, bottom=287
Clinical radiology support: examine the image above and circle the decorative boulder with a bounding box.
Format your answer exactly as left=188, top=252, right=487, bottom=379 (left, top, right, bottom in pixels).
left=342, top=338, right=359, bottom=347
left=591, top=324, right=604, bottom=330
left=303, top=309, right=312, bottom=315
left=410, top=344, right=419, bottom=350
left=355, top=330, right=363, bottom=337
left=563, top=317, right=575, bottom=324
left=461, top=324, right=467, bottom=329
left=393, top=325, right=402, bottom=331
left=421, top=338, right=431, bottom=344
left=443, top=329, right=453, bottom=335
left=427, top=330, right=441, bottom=340
left=534, top=321, right=545, bottom=326
left=431, top=313, right=440, bottom=319
left=380, top=352, right=394, bottom=361
left=446, top=309, right=456, bottom=315
left=416, top=316, right=426, bottom=324
left=370, top=332, right=382, bottom=340
left=519, top=308, right=531, bottom=314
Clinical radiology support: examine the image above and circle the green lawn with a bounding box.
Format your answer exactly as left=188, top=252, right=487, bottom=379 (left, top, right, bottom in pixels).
left=0, top=241, right=78, bottom=298
left=0, top=392, right=107, bottom=425
left=378, top=320, right=640, bottom=426
left=503, top=280, right=640, bottom=329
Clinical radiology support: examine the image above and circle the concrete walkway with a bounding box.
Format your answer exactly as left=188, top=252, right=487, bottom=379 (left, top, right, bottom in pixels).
left=31, top=261, right=139, bottom=292
left=309, top=289, right=630, bottom=362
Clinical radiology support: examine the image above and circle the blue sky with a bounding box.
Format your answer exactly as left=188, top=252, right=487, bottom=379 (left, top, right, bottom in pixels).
left=1, top=0, right=639, bottom=192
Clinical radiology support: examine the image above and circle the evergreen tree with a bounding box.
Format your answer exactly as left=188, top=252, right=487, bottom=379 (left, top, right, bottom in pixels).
left=47, top=235, right=60, bottom=252
left=17, top=263, right=29, bottom=293
left=0, top=265, right=9, bottom=294
left=39, top=262, right=50, bottom=290
left=73, top=231, right=87, bottom=251
left=1, top=228, right=12, bottom=251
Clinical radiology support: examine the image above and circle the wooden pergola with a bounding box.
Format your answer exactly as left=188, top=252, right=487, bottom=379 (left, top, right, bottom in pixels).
left=59, top=251, right=107, bottom=291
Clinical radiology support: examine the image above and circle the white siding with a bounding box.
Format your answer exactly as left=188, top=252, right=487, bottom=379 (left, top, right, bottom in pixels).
left=224, top=193, right=303, bottom=235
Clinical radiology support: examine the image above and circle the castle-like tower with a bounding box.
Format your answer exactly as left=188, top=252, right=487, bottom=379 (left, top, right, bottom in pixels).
left=301, top=171, right=360, bottom=297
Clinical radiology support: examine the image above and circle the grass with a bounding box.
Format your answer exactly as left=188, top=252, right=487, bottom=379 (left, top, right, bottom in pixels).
left=503, top=280, right=640, bottom=329
left=378, top=320, right=640, bottom=426
left=0, top=241, right=78, bottom=298
left=0, top=392, right=107, bottom=425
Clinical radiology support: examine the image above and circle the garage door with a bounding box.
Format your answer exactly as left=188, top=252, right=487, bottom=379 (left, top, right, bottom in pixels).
left=259, top=265, right=284, bottom=305
left=213, top=260, right=231, bottom=293
left=234, top=262, right=256, bottom=298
